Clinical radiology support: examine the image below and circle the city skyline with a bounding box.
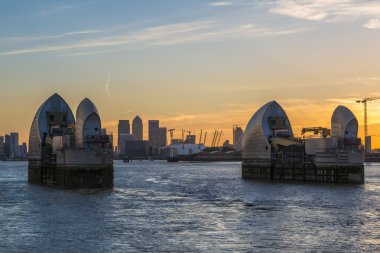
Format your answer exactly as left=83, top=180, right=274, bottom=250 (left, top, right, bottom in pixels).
left=1, top=1, right=380, bottom=146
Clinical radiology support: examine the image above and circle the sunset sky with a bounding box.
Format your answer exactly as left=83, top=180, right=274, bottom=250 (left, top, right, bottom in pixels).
left=1, top=0, right=380, bottom=147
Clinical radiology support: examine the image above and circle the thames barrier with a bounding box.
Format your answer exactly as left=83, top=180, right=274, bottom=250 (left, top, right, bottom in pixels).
left=242, top=101, right=364, bottom=184
left=28, top=94, right=113, bottom=189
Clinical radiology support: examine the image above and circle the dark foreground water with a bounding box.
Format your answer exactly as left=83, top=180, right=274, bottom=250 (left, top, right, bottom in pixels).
left=1, top=161, right=380, bottom=252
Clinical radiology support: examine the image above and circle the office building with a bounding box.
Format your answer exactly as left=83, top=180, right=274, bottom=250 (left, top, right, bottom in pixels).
left=186, top=135, right=196, bottom=144
left=0, top=136, right=4, bottom=157
left=157, top=127, right=167, bottom=147
left=4, top=134, right=10, bottom=157
left=149, top=120, right=159, bottom=147
left=125, top=140, right=150, bottom=158
left=119, top=133, right=136, bottom=156
left=22, top=142, right=28, bottom=157
left=118, top=120, right=130, bottom=151
left=132, top=116, right=143, bottom=141
left=18, top=143, right=28, bottom=158
left=233, top=127, right=244, bottom=151
left=10, top=132, right=19, bottom=158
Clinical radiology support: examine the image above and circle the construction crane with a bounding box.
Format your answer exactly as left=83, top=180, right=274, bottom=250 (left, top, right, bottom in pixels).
left=301, top=127, right=330, bottom=138
left=168, top=129, right=175, bottom=144
left=356, top=97, right=380, bottom=137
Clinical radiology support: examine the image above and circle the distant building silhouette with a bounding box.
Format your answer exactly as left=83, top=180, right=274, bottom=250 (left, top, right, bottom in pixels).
left=18, top=143, right=28, bottom=158
left=125, top=140, right=150, bottom=158
left=157, top=127, right=167, bottom=147
left=119, top=133, right=136, bottom=156
left=148, top=120, right=159, bottom=147
left=118, top=120, right=130, bottom=152
left=186, top=135, right=196, bottom=144
left=233, top=127, right=244, bottom=151
left=132, top=116, right=143, bottom=141
left=10, top=132, right=19, bottom=158
left=0, top=132, right=25, bottom=158
left=4, top=134, right=10, bottom=157
left=0, top=136, right=4, bottom=158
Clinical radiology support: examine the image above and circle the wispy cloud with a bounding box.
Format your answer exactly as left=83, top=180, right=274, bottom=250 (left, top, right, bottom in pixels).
left=105, top=73, right=111, bottom=97
left=209, top=1, right=233, bottom=6
left=38, top=5, right=75, bottom=17
left=270, top=0, right=380, bottom=27
left=0, top=30, right=102, bottom=43
left=0, top=21, right=305, bottom=57
left=327, top=98, right=359, bottom=104
left=363, top=18, right=380, bottom=29
left=165, top=114, right=198, bottom=121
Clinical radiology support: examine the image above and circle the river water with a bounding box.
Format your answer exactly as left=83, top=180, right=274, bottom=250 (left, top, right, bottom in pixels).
left=1, top=161, right=380, bottom=252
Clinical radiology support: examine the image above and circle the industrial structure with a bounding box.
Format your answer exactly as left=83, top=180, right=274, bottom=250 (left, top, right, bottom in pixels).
left=356, top=97, right=380, bottom=153
left=28, top=94, right=113, bottom=189
left=242, top=101, right=364, bottom=184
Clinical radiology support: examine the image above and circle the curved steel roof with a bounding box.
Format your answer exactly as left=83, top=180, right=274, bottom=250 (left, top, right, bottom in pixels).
left=75, top=98, right=101, bottom=146
left=28, top=93, right=75, bottom=158
left=242, top=101, right=293, bottom=159
left=331, top=105, right=358, bottom=139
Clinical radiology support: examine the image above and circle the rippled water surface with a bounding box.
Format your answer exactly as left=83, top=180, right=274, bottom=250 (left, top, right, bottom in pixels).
left=1, top=161, right=380, bottom=252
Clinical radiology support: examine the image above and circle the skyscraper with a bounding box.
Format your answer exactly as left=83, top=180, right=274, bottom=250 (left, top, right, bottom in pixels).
left=157, top=127, right=167, bottom=147
left=119, top=133, right=136, bottom=156
left=233, top=127, right=244, bottom=151
left=21, top=142, right=28, bottom=158
left=4, top=134, right=10, bottom=157
left=0, top=136, right=4, bottom=158
left=149, top=120, right=159, bottom=147
left=118, top=120, right=130, bottom=151
left=132, top=116, right=143, bottom=141
left=10, top=132, right=19, bottom=158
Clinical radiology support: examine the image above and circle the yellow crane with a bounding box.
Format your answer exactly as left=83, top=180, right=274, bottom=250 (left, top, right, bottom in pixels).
left=356, top=97, right=380, bottom=137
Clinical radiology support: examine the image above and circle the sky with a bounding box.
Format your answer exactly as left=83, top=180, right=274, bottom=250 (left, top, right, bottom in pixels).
left=1, top=0, right=380, bottom=147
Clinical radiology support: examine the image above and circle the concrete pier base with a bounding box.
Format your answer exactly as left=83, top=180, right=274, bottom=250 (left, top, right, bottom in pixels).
left=29, top=161, right=113, bottom=189
left=242, top=161, right=364, bottom=184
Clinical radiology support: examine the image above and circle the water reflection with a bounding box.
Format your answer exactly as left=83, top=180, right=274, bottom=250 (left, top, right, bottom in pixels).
left=1, top=161, right=380, bottom=252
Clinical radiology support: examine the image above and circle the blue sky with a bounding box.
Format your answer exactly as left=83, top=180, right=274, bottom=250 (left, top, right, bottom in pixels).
left=1, top=0, right=380, bottom=144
